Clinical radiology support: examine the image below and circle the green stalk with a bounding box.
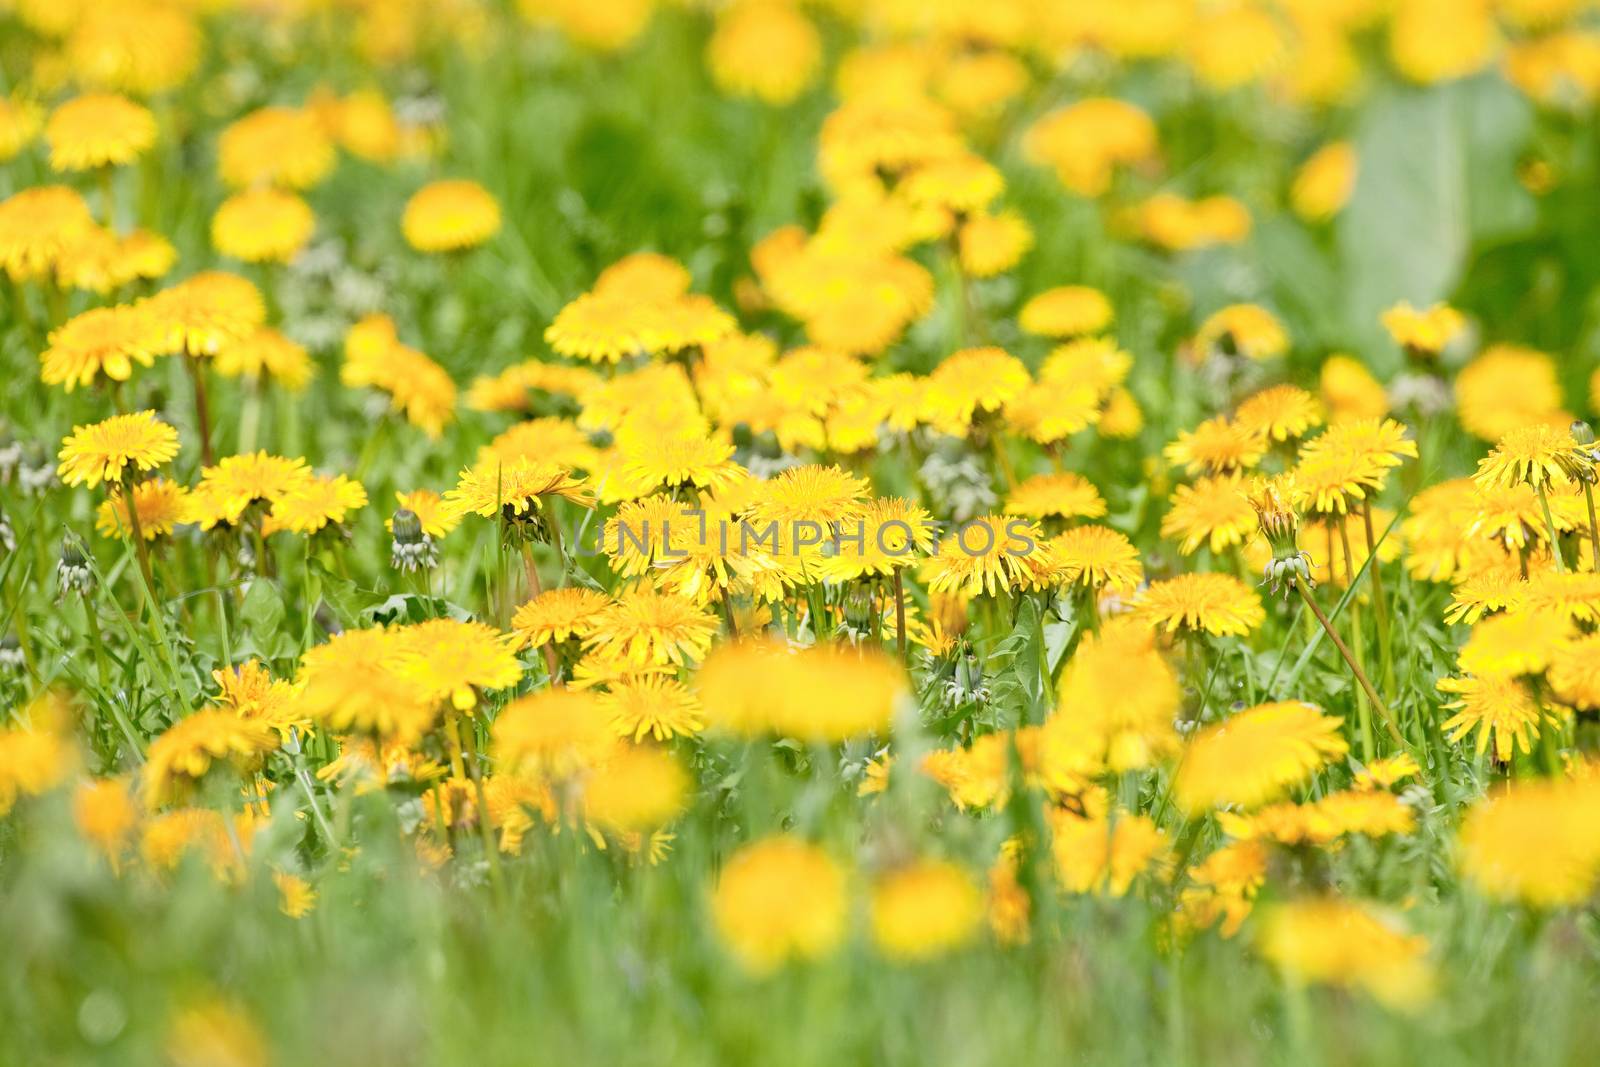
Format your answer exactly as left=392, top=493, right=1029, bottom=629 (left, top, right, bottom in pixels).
left=1582, top=481, right=1600, bottom=571
left=1536, top=482, right=1567, bottom=573
left=1337, top=521, right=1374, bottom=762
left=1361, top=500, right=1395, bottom=691
left=1293, top=577, right=1405, bottom=749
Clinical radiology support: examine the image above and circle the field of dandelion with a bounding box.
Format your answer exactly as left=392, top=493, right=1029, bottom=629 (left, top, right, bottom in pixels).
left=4, top=1, right=1600, bottom=1065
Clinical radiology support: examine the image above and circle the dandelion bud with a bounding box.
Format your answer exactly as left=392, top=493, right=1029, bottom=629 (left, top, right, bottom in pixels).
left=1248, top=476, right=1301, bottom=557
left=843, top=585, right=875, bottom=632
left=944, top=641, right=991, bottom=707
left=57, top=537, right=94, bottom=597
left=1248, top=476, right=1314, bottom=598
left=1573, top=420, right=1596, bottom=448
left=390, top=507, right=437, bottom=572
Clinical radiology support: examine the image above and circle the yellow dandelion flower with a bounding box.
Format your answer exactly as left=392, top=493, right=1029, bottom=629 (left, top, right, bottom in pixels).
left=393, top=618, right=522, bottom=712
left=1474, top=422, right=1587, bottom=490
left=870, top=859, right=982, bottom=961
left=1052, top=617, right=1181, bottom=771
left=696, top=640, right=908, bottom=741
left=1437, top=674, right=1556, bottom=762
left=1138, top=193, right=1252, bottom=251
left=164, top=997, right=268, bottom=1067
left=711, top=835, right=847, bottom=973
left=902, top=152, right=1005, bottom=215
left=392, top=489, right=460, bottom=541
left=73, top=777, right=138, bottom=867
left=402, top=179, right=502, bottom=253
left=274, top=871, right=317, bottom=919
left=599, top=675, right=706, bottom=742
left=1162, top=473, right=1257, bottom=556
left=1051, top=524, right=1144, bottom=594
left=40, top=304, right=158, bottom=392
left=1320, top=354, right=1389, bottom=424
left=511, top=587, right=610, bottom=651
left=1021, top=97, right=1157, bottom=197
left=1291, top=142, right=1357, bottom=222
left=492, top=687, right=617, bottom=779
left=1549, top=634, right=1600, bottom=710
left=45, top=92, right=155, bottom=171
left=1457, top=344, right=1571, bottom=443
left=584, top=589, right=718, bottom=670
left=923, top=346, right=1031, bottom=434
left=1235, top=384, right=1323, bottom=443
left=1050, top=809, right=1168, bottom=896
left=211, top=187, right=314, bottom=263
left=96, top=477, right=190, bottom=541
left=214, top=328, right=313, bottom=391
left=186, top=452, right=311, bottom=529
left=264, top=473, right=367, bottom=536
left=814, top=496, right=936, bottom=581
left=218, top=106, right=336, bottom=190
left=144, top=271, right=267, bottom=357
left=957, top=210, right=1032, bottom=277
left=1381, top=300, right=1466, bottom=357
left=143, top=709, right=278, bottom=807
left=65, top=3, right=202, bottom=96
left=1458, top=609, right=1572, bottom=679
left=57, top=409, right=178, bottom=489
left=1136, top=572, right=1265, bottom=638
left=1175, top=701, right=1348, bottom=813
left=1004, top=472, right=1107, bottom=522
left=1195, top=304, right=1289, bottom=362
left=211, top=659, right=305, bottom=741
left=1458, top=775, right=1600, bottom=907
left=707, top=0, right=822, bottom=105
left=920, top=515, right=1055, bottom=597
left=0, top=95, right=41, bottom=162
left=582, top=744, right=689, bottom=834
left=1018, top=285, right=1113, bottom=339
left=0, top=185, right=96, bottom=281
left=1257, top=898, right=1435, bottom=1012
left=443, top=457, right=590, bottom=520
left=1164, top=416, right=1267, bottom=476
left=298, top=627, right=437, bottom=744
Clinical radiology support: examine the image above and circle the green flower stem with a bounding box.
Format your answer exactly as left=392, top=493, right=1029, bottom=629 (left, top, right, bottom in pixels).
left=1293, top=577, right=1405, bottom=749
left=519, top=540, right=562, bottom=685
left=1337, top=521, right=1375, bottom=762
left=892, top=568, right=906, bottom=659
left=457, top=711, right=506, bottom=899
left=1536, top=482, right=1567, bottom=573
left=1582, top=481, right=1600, bottom=571
left=1361, top=500, right=1395, bottom=691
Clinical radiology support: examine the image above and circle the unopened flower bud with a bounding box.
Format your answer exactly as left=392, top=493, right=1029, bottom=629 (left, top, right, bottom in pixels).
left=57, top=537, right=94, bottom=597
left=390, top=508, right=437, bottom=572
left=1573, top=420, right=1595, bottom=448
left=843, top=585, right=875, bottom=632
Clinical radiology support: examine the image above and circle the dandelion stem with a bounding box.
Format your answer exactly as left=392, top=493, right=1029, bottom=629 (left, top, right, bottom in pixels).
left=185, top=351, right=215, bottom=467
left=519, top=540, right=562, bottom=686
left=1293, top=577, right=1405, bottom=748
left=1582, top=481, right=1600, bottom=571
left=120, top=478, right=157, bottom=609
left=893, top=568, right=907, bottom=660
left=1361, top=500, right=1394, bottom=689
left=1337, top=521, right=1374, bottom=762
left=1536, top=482, right=1567, bottom=574
left=720, top=588, right=739, bottom=639
left=458, top=712, right=506, bottom=898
